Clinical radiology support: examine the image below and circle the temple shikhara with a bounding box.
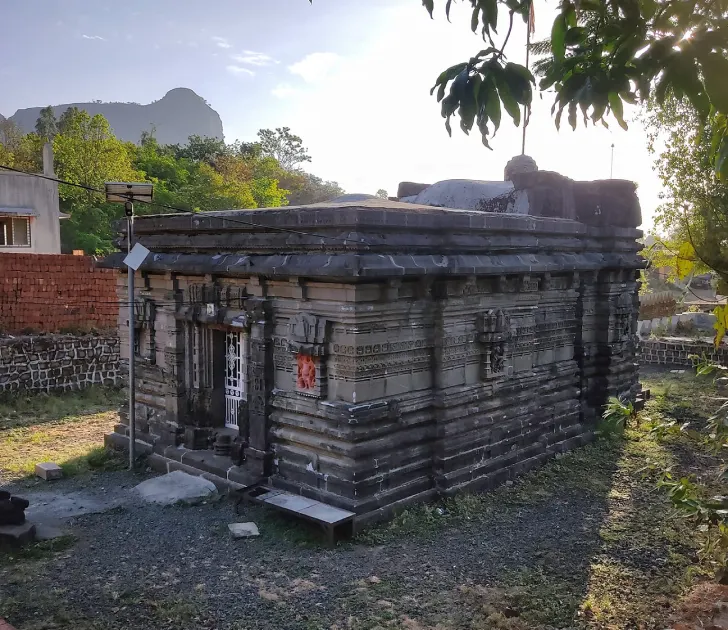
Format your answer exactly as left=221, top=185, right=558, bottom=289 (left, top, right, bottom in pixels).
left=105, top=160, right=644, bottom=528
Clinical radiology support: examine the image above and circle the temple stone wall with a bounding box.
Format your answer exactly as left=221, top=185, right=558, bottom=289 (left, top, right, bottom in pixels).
left=0, top=334, right=121, bottom=393
left=102, top=170, right=644, bottom=523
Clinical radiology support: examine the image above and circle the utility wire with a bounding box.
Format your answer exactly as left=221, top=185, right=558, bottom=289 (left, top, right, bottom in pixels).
left=0, top=164, right=369, bottom=247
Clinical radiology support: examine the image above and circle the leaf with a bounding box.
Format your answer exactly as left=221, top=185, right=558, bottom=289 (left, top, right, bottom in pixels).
left=564, top=26, right=586, bottom=46
left=568, top=102, right=577, bottom=130
left=676, top=240, right=697, bottom=280
left=504, top=62, right=534, bottom=105
left=430, top=62, right=469, bottom=95
left=551, top=14, right=567, bottom=62
left=471, top=5, right=480, bottom=32
left=496, top=76, right=521, bottom=127
left=717, top=136, right=728, bottom=179
left=445, top=0, right=453, bottom=20
left=608, top=92, right=628, bottom=130
left=422, top=0, right=434, bottom=18
left=483, top=79, right=502, bottom=133
left=486, top=0, right=498, bottom=32
left=701, top=53, right=728, bottom=113
left=714, top=305, right=728, bottom=347
left=639, top=0, right=658, bottom=18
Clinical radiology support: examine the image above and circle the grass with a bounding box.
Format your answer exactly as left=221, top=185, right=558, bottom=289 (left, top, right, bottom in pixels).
left=0, top=385, right=125, bottom=481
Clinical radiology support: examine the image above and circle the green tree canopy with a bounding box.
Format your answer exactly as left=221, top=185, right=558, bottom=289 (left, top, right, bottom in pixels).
left=644, top=94, right=728, bottom=287
left=257, top=127, right=311, bottom=170
left=35, top=106, right=58, bottom=142
left=0, top=115, right=343, bottom=254
left=408, top=0, right=728, bottom=175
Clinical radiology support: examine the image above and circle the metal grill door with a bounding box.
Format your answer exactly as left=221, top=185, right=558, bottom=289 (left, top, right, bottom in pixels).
left=224, top=331, right=247, bottom=429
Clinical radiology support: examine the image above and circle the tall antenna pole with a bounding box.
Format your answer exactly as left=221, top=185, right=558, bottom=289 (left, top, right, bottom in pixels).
left=521, top=13, right=531, bottom=155
left=610, top=143, right=615, bottom=178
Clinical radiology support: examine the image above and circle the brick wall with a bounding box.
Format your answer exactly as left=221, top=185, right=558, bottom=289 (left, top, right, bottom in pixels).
left=639, top=338, right=728, bottom=367
left=0, top=254, right=118, bottom=334
left=0, top=334, right=121, bottom=393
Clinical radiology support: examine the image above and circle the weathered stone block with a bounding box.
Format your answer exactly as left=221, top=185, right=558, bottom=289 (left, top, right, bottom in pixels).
left=35, top=462, right=63, bottom=481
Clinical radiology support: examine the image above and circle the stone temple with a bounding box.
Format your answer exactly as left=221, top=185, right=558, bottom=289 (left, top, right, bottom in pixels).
left=104, top=163, right=643, bottom=527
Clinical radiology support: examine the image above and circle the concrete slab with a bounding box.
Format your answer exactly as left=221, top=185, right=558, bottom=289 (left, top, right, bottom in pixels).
left=134, top=470, right=217, bottom=505
left=25, top=490, right=125, bottom=522
left=299, top=502, right=355, bottom=525
left=228, top=522, right=259, bottom=538
left=263, top=493, right=317, bottom=512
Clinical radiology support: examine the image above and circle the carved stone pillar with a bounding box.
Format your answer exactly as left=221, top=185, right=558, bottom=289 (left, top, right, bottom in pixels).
left=243, top=297, right=273, bottom=477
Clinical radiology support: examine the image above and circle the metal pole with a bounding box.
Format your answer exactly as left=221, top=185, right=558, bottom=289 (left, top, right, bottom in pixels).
left=521, top=23, right=531, bottom=156
left=610, top=143, right=615, bottom=178
left=127, top=203, right=136, bottom=470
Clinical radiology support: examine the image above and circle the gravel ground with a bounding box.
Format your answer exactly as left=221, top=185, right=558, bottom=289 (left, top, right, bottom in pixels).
left=0, top=469, right=612, bottom=630
left=0, top=370, right=722, bottom=630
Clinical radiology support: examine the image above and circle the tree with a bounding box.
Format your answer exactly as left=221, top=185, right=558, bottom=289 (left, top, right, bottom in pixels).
left=403, top=0, right=728, bottom=175
left=0, top=119, right=24, bottom=153
left=170, top=135, right=228, bottom=165
left=53, top=109, right=143, bottom=253
left=58, top=107, right=82, bottom=134
left=285, top=172, right=345, bottom=205
left=257, top=127, right=311, bottom=170
left=376, top=189, right=388, bottom=199
left=644, top=95, right=728, bottom=283
left=35, top=106, right=57, bottom=142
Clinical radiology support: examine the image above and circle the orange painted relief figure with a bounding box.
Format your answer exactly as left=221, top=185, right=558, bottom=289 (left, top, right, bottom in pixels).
left=297, top=354, right=316, bottom=390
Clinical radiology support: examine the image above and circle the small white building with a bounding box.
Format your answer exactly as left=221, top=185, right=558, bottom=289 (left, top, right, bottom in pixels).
left=0, top=143, right=64, bottom=253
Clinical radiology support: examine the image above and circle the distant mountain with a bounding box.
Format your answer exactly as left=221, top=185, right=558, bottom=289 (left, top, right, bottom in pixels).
left=7, top=88, right=224, bottom=145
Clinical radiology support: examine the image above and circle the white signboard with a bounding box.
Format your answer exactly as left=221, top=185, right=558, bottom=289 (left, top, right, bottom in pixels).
left=123, top=243, right=151, bottom=271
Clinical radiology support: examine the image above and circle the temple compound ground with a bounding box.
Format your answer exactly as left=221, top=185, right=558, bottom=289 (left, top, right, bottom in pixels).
left=102, top=165, right=643, bottom=527
left=1, top=370, right=727, bottom=629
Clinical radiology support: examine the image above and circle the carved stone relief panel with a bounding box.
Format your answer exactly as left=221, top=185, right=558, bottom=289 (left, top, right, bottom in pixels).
left=477, top=309, right=513, bottom=379
left=289, top=312, right=328, bottom=398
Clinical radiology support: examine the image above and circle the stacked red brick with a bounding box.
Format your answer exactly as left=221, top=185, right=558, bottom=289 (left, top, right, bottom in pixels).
left=0, top=254, right=118, bottom=334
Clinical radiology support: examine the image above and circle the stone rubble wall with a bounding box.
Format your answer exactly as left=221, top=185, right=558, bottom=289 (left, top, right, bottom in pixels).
left=637, top=311, right=717, bottom=337
left=0, top=253, right=118, bottom=334
left=639, top=337, right=728, bottom=367
left=0, top=334, right=122, bottom=393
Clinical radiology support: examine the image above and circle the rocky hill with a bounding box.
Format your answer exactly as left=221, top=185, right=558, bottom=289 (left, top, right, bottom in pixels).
left=7, top=88, right=223, bottom=145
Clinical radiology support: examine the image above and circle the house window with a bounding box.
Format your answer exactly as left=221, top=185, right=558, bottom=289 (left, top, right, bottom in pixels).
left=0, top=217, right=31, bottom=247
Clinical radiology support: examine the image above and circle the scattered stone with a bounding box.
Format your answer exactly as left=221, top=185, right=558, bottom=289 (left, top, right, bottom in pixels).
left=134, top=471, right=217, bottom=506
left=0, top=522, right=36, bottom=545
left=35, top=462, right=63, bottom=481
left=228, top=522, right=260, bottom=538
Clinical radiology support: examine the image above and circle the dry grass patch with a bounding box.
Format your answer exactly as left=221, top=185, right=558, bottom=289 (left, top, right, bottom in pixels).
left=0, top=386, right=124, bottom=480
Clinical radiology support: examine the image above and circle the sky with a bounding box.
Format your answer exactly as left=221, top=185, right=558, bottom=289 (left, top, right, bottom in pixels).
left=1, top=0, right=664, bottom=228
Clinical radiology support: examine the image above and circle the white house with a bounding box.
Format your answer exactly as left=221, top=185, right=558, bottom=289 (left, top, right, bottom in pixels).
left=0, top=143, right=65, bottom=253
